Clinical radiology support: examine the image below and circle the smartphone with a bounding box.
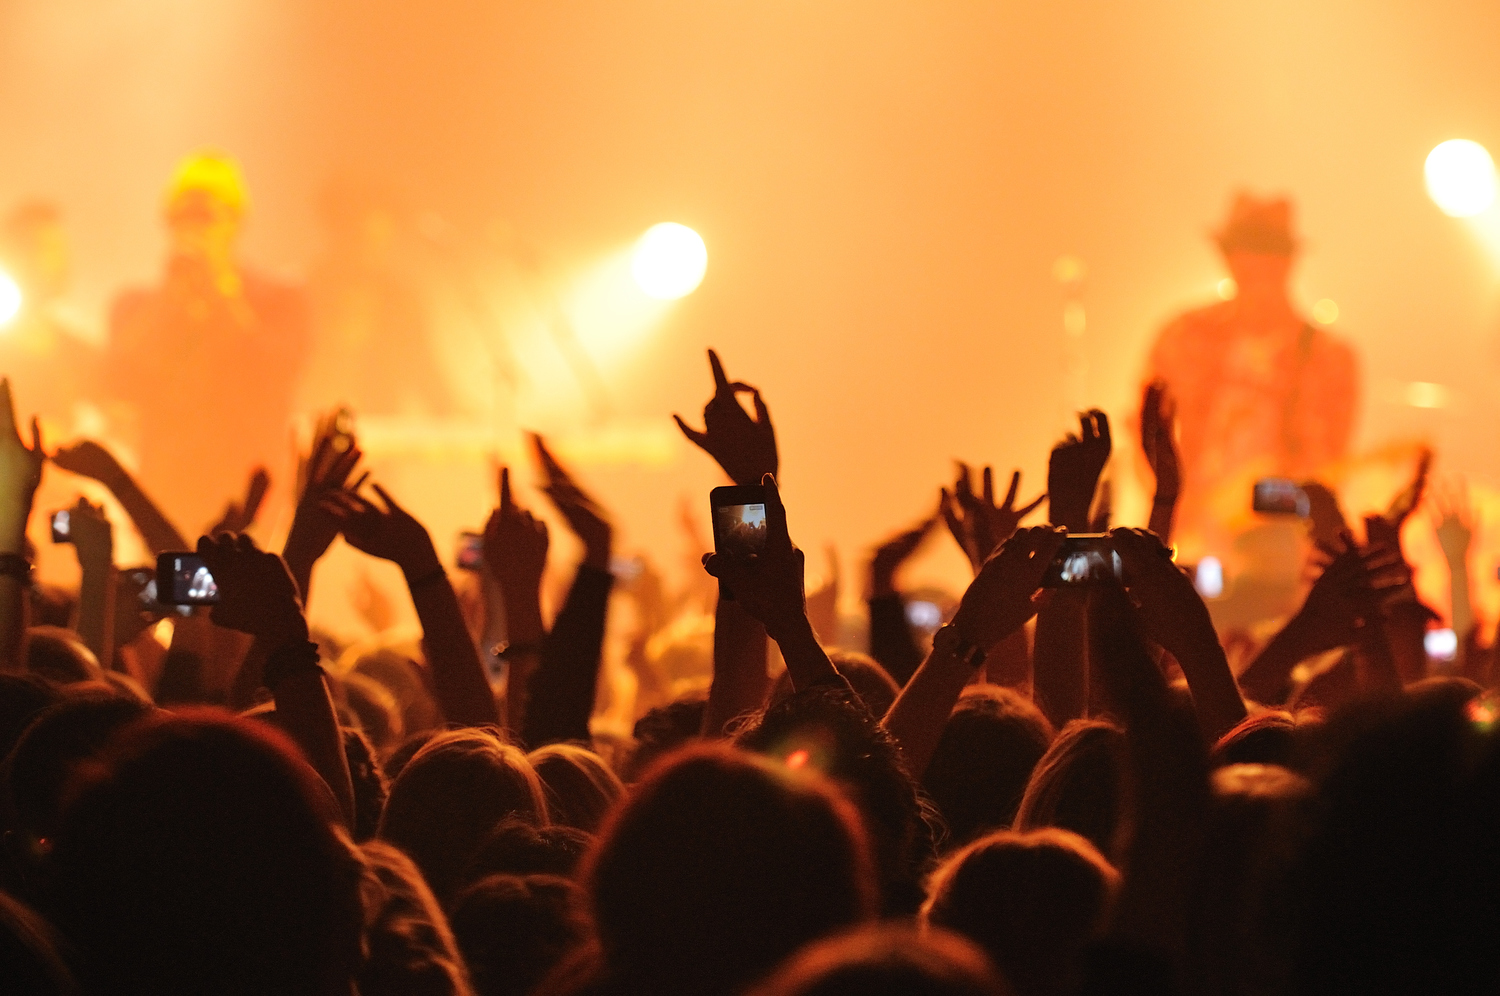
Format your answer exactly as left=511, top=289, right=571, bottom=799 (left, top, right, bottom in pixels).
left=50, top=510, right=71, bottom=544
left=904, top=599, right=944, bottom=632
left=1040, top=533, right=1122, bottom=588
left=331, top=405, right=356, bottom=454
left=1252, top=478, right=1310, bottom=518
left=456, top=531, right=485, bottom=571
left=155, top=552, right=221, bottom=606
left=710, top=485, right=770, bottom=559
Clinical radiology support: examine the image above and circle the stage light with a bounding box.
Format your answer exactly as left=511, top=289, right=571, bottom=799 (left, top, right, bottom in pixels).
left=1425, top=140, right=1497, bottom=218
left=1216, top=278, right=1236, bottom=300
left=631, top=223, right=707, bottom=299
left=0, top=270, right=21, bottom=328
left=1312, top=299, right=1339, bottom=325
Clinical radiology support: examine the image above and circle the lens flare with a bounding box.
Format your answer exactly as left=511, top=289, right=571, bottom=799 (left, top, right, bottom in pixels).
left=0, top=270, right=21, bottom=328
left=631, top=223, right=707, bottom=300
left=1425, top=140, right=1498, bottom=218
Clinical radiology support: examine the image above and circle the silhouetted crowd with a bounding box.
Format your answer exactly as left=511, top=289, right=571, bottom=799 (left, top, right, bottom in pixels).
left=0, top=346, right=1497, bottom=996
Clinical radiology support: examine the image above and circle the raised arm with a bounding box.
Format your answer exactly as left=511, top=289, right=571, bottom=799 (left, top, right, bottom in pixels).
left=52, top=439, right=188, bottom=555
left=1111, top=527, right=1246, bottom=743
left=198, top=532, right=355, bottom=827
left=672, top=348, right=778, bottom=487
left=882, top=525, right=1063, bottom=778
left=65, top=498, right=117, bottom=669
left=1047, top=409, right=1111, bottom=533
left=1140, top=381, right=1180, bottom=543
left=0, top=380, right=43, bottom=673
left=704, top=474, right=842, bottom=693
left=867, top=508, right=938, bottom=686
left=282, top=411, right=366, bottom=605
left=335, top=484, right=499, bottom=728
left=521, top=434, right=615, bottom=748
left=482, top=465, right=549, bottom=735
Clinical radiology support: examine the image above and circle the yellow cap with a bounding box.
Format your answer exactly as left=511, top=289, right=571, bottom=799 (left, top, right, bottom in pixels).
left=165, top=151, right=249, bottom=218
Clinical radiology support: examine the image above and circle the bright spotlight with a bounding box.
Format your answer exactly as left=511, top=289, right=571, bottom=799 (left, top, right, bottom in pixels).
left=632, top=223, right=707, bottom=300
left=1425, top=140, right=1497, bottom=218
left=0, top=270, right=21, bottom=329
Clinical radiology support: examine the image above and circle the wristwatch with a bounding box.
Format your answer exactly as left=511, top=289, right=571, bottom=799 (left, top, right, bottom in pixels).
left=933, top=623, right=987, bottom=669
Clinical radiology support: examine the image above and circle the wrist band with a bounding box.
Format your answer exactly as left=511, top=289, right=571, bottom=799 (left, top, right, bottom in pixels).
left=263, top=640, right=324, bottom=689
left=935, top=623, right=987, bottom=669
left=0, top=553, right=33, bottom=586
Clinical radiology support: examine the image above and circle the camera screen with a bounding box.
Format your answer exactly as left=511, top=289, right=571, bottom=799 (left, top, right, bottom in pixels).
left=456, top=532, right=484, bottom=571
left=1042, top=540, right=1122, bottom=587
left=1252, top=478, right=1310, bottom=517
left=715, top=502, right=768, bottom=557
left=165, top=556, right=220, bottom=605
left=51, top=510, right=70, bottom=541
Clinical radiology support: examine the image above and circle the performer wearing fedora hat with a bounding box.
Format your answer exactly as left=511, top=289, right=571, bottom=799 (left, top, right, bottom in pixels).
left=1142, top=192, right=1359, bottom=561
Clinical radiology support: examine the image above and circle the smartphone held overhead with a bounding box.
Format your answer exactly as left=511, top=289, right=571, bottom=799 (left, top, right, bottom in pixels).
left=1040, top=534, right=1122, bottom=588
left=710, top=485, right=769, bottom=559
left=155, top=552, right=220, bottom=605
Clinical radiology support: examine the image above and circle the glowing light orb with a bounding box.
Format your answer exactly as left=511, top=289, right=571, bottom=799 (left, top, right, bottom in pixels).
left=1425, top=140, right=1497, bottom=218
left=0, top=270, right=21, bottom=328
left=1216, top=277, right=1237, bottom=300
left=1312, top=299, right=1339, bottom=325
left=631, top=223, right=707, bottom=299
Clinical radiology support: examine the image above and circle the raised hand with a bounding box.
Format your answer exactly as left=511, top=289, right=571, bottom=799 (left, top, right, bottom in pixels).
left=51, top=439, right=127, bottom=490
left=283, top=409, right=367, bottom=598
left=483, top=466, right=550, bottom=638
left=328, top=484, right=441, bottom=579
left=941, top=464, right=1045, bottom=573
left=210, top=467, right=271, bottom=537
left=1384, top=447, right=1432, bottom=530
left=196, top=532, right=308, bottom=649
left=531, top=434, right=612, bottom=570
left=0, top=379, right=44, bottom=521
left=805, top=544, right=841, bottom=644
left=949, top=524, right=1065, bottom=650
left=872, top=507, right=938, bottom=598
left=1140, top=382, right=1180, bottom=538
left=65, top=496, right=114, bottom=566
left=1047, top=409, right=1111, bottom=531
left=673, top=349, right=778, bottom=486
left=703, top=474, right=806, bottom=641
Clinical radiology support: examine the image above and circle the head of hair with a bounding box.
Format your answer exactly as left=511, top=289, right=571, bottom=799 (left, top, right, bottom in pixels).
left=46, top=708, right=363, bottom=996
left=379, top=728, right=548, bottom=903
left=355, top=841, right=473, bottom=996
left=0, top=675, right=61, bottom=767
left=337, top=670, right=404, bottom=756
left=23, top=628, right=102, bottom=687
left=463, top=817, right=593, bottom=883
left=582, top=743, right=877, bottom=995
left=450, top=874, right=589, bottom=996
left=769, top=652, right=901, bottom=723
left=922, top=686, right=1054, bottom=848
left=1013, top=720, right=1126, bottom=862
left=0, top=889, right=76, bottom=996
left=351, top=649, right=444, bottom=740
left=528, top=743, right=625, bottom=834
left=343, top=725, right=390, bottom=842
left=2, top=695, right=151, bottom=892
left=27, top=585, right=74, bottom=630
left=923, top=827, right=1118, bottom=996
left=736, top=682, right=934, bottom=915
left=164, top=151, right=249, bottom=219
left=625, top=694, right=705, bottom=781
left=1211, top=710, right=1298, bottom=769
left=749, top=923, right=1010, bottom=996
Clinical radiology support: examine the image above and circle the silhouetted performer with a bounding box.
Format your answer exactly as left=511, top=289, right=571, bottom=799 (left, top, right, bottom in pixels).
left=106, top=153, right=308, bottom=532
left=1144, top=193, right=1358, bottom=559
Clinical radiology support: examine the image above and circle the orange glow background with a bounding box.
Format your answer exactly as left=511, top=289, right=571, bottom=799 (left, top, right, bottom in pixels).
left=2, top=2, right=1499, bottom=635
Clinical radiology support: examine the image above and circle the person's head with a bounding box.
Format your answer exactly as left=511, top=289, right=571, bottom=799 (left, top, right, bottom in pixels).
left=1214, top=192, right=1297, bottom=303
left=1013, top=720, right=1126, bottom=862
left=2, top=695, right=152, bottom=895
left=922, top=686, right=1054, bottom=848
left=343, top=725, right=390, bottom=842
left=625, top=693, right=705, bottom=781
left=737, top=683, right=934, bottom=915
left=450, top=874, right=589, bottom=996
left=463, top=816, right=592, bottom=883
left=750, top=924, right=1010, bottom=996
left=337, top=670, right=404, bottom=757
left=356, top=841, right=473, bottom=996
left=923, top=828, right=1119, bottom=996
left=528, top=743, right=625, bottom=834
left=23, top=628, right=102, bottom=687
left=351, top=649, right=443, bottom=741
left=163, top=151, right=247, bottom=261
left=582, top=743, right=877, bottom=995
left=1211, top=710, right=1298, bottom=769
left=379, top=728, right=548, bottom=903
left=46, top=709, right=363, bottom=996
left=0, top=675, right=61, bottom=770
left=0, top=889, right=76, bottom=996
left=769, top=652, right=901, bottom=723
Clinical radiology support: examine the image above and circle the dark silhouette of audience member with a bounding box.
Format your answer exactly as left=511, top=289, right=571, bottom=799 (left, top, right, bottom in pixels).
left=451, top=874, right=590, bottom=996
left=751, top=924, right=1011, bottom=996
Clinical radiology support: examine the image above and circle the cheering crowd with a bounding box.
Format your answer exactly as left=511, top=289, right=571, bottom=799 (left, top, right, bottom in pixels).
left=0, top=341, right=1497, bottom=996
